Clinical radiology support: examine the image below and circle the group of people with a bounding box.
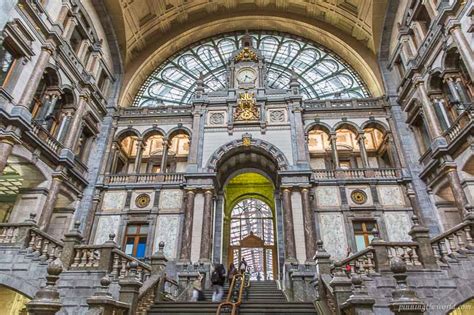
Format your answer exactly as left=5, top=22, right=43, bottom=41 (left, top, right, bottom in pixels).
left=191, top=258, right=248, bottom=302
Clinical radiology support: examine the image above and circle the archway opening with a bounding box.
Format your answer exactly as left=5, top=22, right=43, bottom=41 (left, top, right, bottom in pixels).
left=0, top=285, right=30, bottom=314
left=223, top=172, right=277, bottom=280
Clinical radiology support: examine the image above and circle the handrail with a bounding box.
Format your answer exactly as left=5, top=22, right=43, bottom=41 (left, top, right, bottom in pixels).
left=216, top=272, right=250, bottom=315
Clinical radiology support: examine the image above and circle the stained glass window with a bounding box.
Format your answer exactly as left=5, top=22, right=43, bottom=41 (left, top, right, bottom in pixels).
left=133, top=31, right=370, bottom=107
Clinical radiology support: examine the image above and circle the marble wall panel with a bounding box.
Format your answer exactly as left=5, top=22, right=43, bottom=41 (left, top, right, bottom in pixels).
left=94, top=215, right=121, bottom=245
left=159, top=189, right=183, bottom=211
left=153, top=215, right=181, bottom=259
left=383, top=212, right=412, bottom=242
left=190, top=193, right=204, bottom=262
left=291, top=191, right=306, bottom=262
left=319, top=213, right=347, bottom=260
left=378, top=186, right=405, bottom=207
left=310, top=158, right=325, bottom=169
left=315, top=186, right=340, bottom=207
left=101, top=191, right=126, bottom=211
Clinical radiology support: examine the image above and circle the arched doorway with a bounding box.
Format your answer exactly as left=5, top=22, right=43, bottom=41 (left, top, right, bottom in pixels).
left=0, top=285, right=30, bottom=314
left=223, top=173, right=278, bottom=280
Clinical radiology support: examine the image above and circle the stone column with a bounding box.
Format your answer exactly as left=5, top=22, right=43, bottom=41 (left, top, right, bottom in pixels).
left=448, top=23, right=474, bottom=81
left=62, top=16, right=78, bottom=40
left=444, top=76, right=463, bottom=104
left=179, top=190, right=195, bottom=262
left=385, top=134, right=402, bottom=168
left=199, top=190, right=213, bottom=262
left=0, top=137, right=15, bottom=173
left=416, top=81, right=444, bottom=140
left=38, top=175, right=63, bottom=230
left=330, top=133, right=339, bottom=168
left=282, top=188, right=297, bottom=263
left=301, top=188, right=316, bottom=262
left=292, top=103, right=308, bottom=165
left=63, top=94, right=87, bottom=150
left=357, top=133, right=369, bottom=168
left=18, top=41, right=56, bottom=111
left=133, top=139, right=144, bottom=173
left=56, top=112, right=72, bottom=143
left=446, top=167, right=469, bottom=217
left=107, top=142, right=119, bottom=174
left=160, top=138, right=169, bottom=173
left=187, top=106, right=202, bottom=170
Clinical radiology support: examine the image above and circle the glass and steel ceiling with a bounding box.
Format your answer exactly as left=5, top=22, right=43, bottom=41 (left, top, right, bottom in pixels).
left=133, top=31, right=370, bottom=107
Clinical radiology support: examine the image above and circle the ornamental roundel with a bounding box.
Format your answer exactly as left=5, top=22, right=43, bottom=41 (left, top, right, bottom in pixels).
left=351, top=190, right=367, bottom=205
left=135, top=193, right=151, bottom=208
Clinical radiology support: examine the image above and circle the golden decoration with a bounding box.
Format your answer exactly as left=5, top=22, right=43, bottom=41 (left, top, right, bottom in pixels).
left=234, top=47, right=258, bottom=62
left=234, top=92, right=259, bottom=121
left=135, top=193, right=151, bottom=208
left=242, top=134, right=252, bottom=146
left=351, top=190, right=367, bottom=205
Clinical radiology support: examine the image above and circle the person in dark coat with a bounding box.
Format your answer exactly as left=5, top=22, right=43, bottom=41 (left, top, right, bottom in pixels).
left=211, top=263, right=226, bottom=302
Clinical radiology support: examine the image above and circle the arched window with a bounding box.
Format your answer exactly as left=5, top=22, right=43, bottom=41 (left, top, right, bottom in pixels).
left=133, top=31, right=369, bottom=107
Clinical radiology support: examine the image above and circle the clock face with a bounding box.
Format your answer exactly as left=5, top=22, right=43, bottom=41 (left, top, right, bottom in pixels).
left=237, top=68, right=257, bottom=84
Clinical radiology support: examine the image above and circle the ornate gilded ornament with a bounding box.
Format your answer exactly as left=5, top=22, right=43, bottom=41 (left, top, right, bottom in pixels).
left=234, top=47, right=258, bottom=62
left=135, top=193, right=151, bottom=208
left=234, top=92, right=259, bottom=121
left=242, top=133, right=252, bottom=146
left=351, top=190, right=367, bottom=205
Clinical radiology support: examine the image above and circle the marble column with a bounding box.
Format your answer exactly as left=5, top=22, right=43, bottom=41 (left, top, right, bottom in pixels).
left=133, top=139, right=144, bottom=173
left=55, top=112, right=72, bottom=143
left=18, top=41, right=55, bottom=111
left=446, top=168, right=469, bottom=217
left=0, top=138, right=15, bottom=173
left=180, top=190, right=195, bottom=262
left=107, top=142, right=119, bottom=174
left=38, top=176, right=63, bottom=230
left=292, top=104, right=308, bottom=164
left=301, top=188, right=317, bottom=262
left=416, top=82, right=444, bottom=140
left=199, top=190, right=214, bottom=262
left=63, top=95, right=87, bottom=149
left=282, top=188, right=297, bottom=263
left=385, top=135, right=402, bottom=169
left=330, top=133, right=339, bottom=168
left=449, top=23, right=474, bottom=81
left=160, top=138, right=169, bottom=173
left=357, top=133, right=369, bottom=168
left=62, top=16, right=78, bottom=41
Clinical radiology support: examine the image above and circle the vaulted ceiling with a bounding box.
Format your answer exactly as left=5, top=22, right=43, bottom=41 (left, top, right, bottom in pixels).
left=103, top=0, right=388, bottom=106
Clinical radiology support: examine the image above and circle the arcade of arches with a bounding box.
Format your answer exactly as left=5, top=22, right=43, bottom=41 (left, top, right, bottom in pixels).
left=0, top=0, right=474, bottom=314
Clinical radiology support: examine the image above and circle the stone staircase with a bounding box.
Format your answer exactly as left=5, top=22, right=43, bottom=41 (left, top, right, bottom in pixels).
left=147, top=280, right=317, bottom=314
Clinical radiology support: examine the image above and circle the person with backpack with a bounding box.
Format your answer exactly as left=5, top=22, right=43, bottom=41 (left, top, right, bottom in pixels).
left=211, top=263, right=226, bottom=302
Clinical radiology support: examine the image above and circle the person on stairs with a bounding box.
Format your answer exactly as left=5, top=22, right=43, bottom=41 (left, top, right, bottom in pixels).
left=191, top=273, right=205, bottom=302
left=228, top=263, right=237, bottom=284
left=211, top=264, right=226, bottom=302
left=238, top=257, right=248, bottom=274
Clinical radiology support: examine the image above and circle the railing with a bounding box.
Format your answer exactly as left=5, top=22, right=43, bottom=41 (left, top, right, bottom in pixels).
left=70, top=245, right=101, bottom=268
left=386, top=242, right=422, bottom=267
left=30, top=121, right=64, bottom=155
left=26, top=228, right=64, bottom=262
left=443, top=106, right=473, bottom=144
left=303, top=97, right=385, bottom=111
left=0, top=224, right=26, bottom=244
left=333, top=248, right=376, bottom=276
left=216, top=272, right=250, bottom=315
left=313, top=168, right=401, bottom=180
left=110, top=249, right=152, bottom=282
left=431, top=221, right=474, bottom=264
left=119, top=105, right=192, bottom=116
left=105, top=172, right=185, bottom=184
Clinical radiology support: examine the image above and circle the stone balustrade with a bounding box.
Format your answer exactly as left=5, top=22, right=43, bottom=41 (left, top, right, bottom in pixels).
left=303, top=97, right=385, bottom=111
left=312, top=168, right=401, bottom=180
left=70, top=246, right=101, bottom=268
left=0, top=224, right=24, bottom=244
left=30, top=121, right=64, bottom=155
left=105, top=172, right=185, bottom=184
left=110, top=250, right=152, bottom=282
left=27, top=228, right=64, bottom=262
left=333, top=248, right=376, bottom=276
left=443, top=105, right=473, bottom=144
left=385, top=242, right=422, bottom=267
left=431, top=220, right=474, bottom=264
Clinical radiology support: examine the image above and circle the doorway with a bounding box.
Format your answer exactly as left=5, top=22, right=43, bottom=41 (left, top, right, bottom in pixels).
left=223, top=173, right=278, bottom=280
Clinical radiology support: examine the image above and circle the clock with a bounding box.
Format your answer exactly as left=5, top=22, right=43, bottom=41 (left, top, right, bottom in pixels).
left=237, top=68, right=257, bottom=84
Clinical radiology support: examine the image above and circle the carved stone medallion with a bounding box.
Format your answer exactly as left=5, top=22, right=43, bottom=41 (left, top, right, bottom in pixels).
left=351, top=190, right=367, bottom=205
left=135, top=193, right=151, bottom=208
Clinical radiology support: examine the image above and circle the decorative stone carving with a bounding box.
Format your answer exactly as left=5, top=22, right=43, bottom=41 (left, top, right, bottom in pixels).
left=351, top=189, right=368, bottom=205
left=269, top=109, right=286, bottom=123
left=234, top=92, right=259, bottom=121
left=209, top=112, right=225, bottom=125
left=159, top=189, right=183, bottom=210
left=135, top=193, right=151, bottom=208
left=234, top=47, right=258, bottom=62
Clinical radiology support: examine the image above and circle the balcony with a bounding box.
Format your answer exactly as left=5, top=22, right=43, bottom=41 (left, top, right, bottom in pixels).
left=104, top=172, right=185, bottom=185
left=29, top=121, right=64, bottom=155
left=443, top=106, right=473, bottom=145
left=303, top=97, right=385, bottom=111
left=312, top=168, right=402, bottom=180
